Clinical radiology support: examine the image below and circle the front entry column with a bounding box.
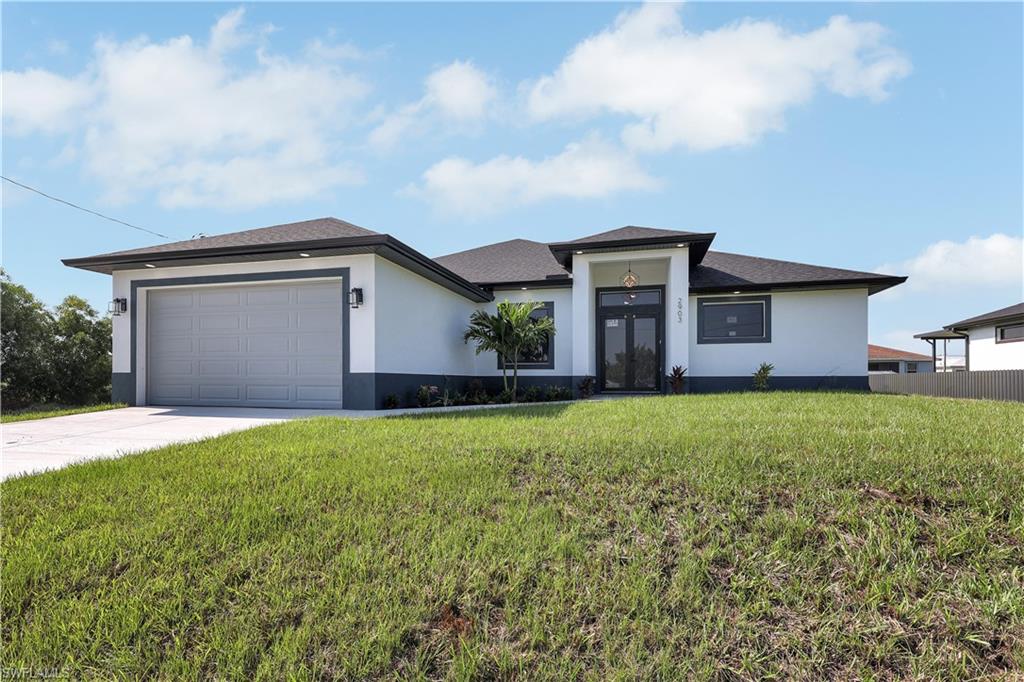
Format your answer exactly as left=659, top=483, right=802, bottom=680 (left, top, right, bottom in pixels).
left=571, top=257, right=594, bottom=379
left=665, top=249, right=690, bottom=378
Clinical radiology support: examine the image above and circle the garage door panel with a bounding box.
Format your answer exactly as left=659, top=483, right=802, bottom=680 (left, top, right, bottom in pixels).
left=151, top=315, right=193, bottom=333
left=199, top=315, right=240, bottom=331
left=247, top=359, right=290, bottom=376
left=150, top=336, right=193, bottom=354
left=199, top=291, right=241, bottom=307
left=247, top=385, right=291, bottom=401
left=296, top=284, right=342, bottom=305
left=247, top=311, right=291, bottom=329
left=246, top=288, right=291, bottom=306
left=150, top=359, right=193, bottom=376
left=198, top=359, right=241, bottom=376
left=151, top=384, right=193, bottom=400
left=147, top=281, right=343, bottom=408
left=247, top=335, right=291, bottom=353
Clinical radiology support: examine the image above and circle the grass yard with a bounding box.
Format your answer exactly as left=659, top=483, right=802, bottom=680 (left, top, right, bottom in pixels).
left=2, top=393, right=1022, bottom=679
left=0, top=402, right=126, bottom=423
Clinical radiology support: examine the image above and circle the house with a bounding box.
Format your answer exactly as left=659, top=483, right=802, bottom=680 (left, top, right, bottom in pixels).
left=867, top=344, right=934, bottom=374
left=916, top=303, right=1024, bottom=371
left=63, top=218, right=906, bottom=409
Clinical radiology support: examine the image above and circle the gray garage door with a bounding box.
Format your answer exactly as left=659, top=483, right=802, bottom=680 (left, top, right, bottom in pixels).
left=147, top=281, right=344, bottom=408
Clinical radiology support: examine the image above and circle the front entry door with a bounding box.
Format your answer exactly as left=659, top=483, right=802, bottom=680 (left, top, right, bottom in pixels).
left=600, top=313, right=661, bottom=392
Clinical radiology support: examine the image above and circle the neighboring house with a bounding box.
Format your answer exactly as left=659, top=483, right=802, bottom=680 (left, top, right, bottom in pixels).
left=916, top=303, right=1024, bottom=371
left=64, top=218, right=906, bottom=409
left=867, top=344, right=934, bottom=374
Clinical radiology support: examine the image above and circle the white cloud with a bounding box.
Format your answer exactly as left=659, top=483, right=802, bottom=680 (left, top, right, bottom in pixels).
left=526, top=4, right=911, bottom=152
left=369, top=60, right=496, bottom=150
left=2, top=8, right=367, bottom=209
left=425, top=60, right=497, bottom=121
left=1, top=68, right=93, bottom=134
left=404, top=136, right=659, bottom=216
left=878, top=233, right=1024, bottom=292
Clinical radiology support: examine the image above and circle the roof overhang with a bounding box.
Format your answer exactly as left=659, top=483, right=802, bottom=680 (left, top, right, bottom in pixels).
left=914, top=329, right=968, bottom=340
left=62, top=235, right=494, bottom=303
left=692, top=275, right=906, bottom=297
left=548, top=233, right=716, bottom=270
left=946, top=313, right=1024, bottom=332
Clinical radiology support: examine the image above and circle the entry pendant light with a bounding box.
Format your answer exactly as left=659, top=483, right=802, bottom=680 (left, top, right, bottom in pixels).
left=622, top=262, right=639, bottom=289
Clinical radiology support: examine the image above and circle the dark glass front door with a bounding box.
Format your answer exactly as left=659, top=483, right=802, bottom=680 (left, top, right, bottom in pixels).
left=600, top=313, right=661, bottom=392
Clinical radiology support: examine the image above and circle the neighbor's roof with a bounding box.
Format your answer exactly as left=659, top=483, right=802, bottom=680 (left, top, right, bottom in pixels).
left=914, top=329, right=966, bottom=340
left=433, top=239, right=569, bottom=286
left=945, top=302, right=1024, bottom=330
left=868, top=344, right=932, bottom=362
left=690, top=251, right=905, bottom=295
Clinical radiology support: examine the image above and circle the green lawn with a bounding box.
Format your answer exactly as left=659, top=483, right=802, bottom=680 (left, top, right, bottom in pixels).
left=0, top=402, right=126, bottom=423
left=2, top=393, right=1022, bottom=679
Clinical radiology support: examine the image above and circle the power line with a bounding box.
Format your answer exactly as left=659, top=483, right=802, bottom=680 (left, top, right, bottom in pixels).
left=1, top=175, right=175, bottom=241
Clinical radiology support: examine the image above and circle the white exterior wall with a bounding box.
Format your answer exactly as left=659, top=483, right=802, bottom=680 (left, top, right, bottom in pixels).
left=473, top=287, right=574, bottom=377
left=112, top=254, right=376, bottom=403
left=967, top=324, right=1024, bottom=370
left=373, top=256, right=478, bottom=376
left=689, top=288, right=868, bottom=377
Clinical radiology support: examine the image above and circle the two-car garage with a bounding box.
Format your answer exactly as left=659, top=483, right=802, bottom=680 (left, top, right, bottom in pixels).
left=145, top=281, right=344, bottom=409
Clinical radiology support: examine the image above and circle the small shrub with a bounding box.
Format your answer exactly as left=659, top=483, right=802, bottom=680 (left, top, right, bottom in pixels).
left=465, top=378, right=488, bottom=404
left=667, top=365, right=687, bottom=394
left=417, top=385, right=440, bottom=407
left=577, top=376, right=596, bottom=399
left=493, top=388, right=516, bottom=404
left=752, top=362, right=774, bottom=391
left=382, top=394, right=400, bottom=409
left=522, top=385, right=544, bottom=403
left=546, top=385, right=573, bottom=401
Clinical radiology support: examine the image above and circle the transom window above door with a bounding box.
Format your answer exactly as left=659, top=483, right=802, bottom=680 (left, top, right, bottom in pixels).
left=599, top=289, right=662, bottom=307
left=697, top=295, right=771, bottom=344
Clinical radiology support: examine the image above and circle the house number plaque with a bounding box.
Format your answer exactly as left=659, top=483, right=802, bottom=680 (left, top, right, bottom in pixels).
left=676, top=298, right=684, bottom=323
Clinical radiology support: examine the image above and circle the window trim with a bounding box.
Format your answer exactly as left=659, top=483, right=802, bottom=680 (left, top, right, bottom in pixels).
left=497, top=300, right=555, bottom=370
left=995, top=322, right=1024, bottom=344
left=696, top=295, right=772, bottom=345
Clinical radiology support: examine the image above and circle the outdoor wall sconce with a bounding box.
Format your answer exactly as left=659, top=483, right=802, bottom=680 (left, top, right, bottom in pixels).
left=349, top=288, right=364, bottom=308
left=108, top=298, right=128, bottom=316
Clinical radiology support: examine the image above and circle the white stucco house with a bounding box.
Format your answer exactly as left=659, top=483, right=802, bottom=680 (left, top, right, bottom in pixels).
left=915, top=303, right=1024, bottom=371
left=64, top=218, right=906, bottom=409
left=868, top=344, right=934, bottom=374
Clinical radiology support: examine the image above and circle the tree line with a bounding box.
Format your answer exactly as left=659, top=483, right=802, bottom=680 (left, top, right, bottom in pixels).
left=1, top=271, right=112, bottom=409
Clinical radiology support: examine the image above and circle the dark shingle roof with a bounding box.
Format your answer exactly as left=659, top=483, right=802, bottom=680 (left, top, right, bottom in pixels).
left=691, top=251, right=903, bottom=294
left=434, top=239, right=569, bottom=286
left=946, top=302, right=1024, bottom=330
left=564, top=226, right=703, bottom=244
left=869, top=344, right=932, bottom=362
left=86, top=217, right=379, bottom=259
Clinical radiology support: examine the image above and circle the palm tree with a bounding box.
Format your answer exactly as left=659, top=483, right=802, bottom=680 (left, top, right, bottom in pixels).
left=464, top=301, right=556, bottom=399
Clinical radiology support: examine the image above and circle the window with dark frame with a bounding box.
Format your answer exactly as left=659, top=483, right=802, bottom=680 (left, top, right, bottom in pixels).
left=907, top=362, right=918, bottom=373
left=869, top=361, right=900, bottom=373
left=697, top=295, right=771, bottom=344
left=996, top=322, right=1024, bottom=344
left=498, top=302, right=555, bottom=369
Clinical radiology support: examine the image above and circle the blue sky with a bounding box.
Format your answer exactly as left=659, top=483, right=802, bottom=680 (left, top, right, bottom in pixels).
left=3, top=2, right=1021, bottom=353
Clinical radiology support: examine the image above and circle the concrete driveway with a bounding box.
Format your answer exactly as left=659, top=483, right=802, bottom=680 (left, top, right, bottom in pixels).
left=1, top=401, right=570, bottom=480
left=1, top=406, right=360, bottom=480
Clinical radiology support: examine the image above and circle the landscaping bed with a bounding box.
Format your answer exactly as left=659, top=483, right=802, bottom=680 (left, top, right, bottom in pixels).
left=2, top=392, right=1022, bottom=678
